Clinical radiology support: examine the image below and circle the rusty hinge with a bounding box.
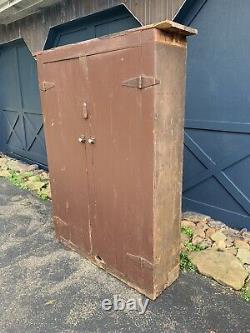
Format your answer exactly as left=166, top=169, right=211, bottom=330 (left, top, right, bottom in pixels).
left=122, top=75, right=160, bottom=89
left=39, top=81, right=55, bottom=92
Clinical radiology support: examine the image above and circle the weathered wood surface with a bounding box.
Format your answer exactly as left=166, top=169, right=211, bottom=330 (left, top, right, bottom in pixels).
left=37, top=24, right=189, bottom=299
left=0, top=0, right=185, bottom=53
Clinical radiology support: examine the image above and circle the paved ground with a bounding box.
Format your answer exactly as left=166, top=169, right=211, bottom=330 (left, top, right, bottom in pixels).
left=0, top=178, right=249, bottom=333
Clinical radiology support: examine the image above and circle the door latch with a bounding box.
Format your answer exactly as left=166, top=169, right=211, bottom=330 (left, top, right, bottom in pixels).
left=78, top=135, right=86, bottom=143
left=82, top=102, right=88, bottom=119
left=78, top=136, right=95, bottom=144
left=88, top=137, right=96, bottom=144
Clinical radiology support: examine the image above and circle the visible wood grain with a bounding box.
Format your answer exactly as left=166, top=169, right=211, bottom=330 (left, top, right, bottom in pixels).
left=36, top=25, right=189, bottom=299
left=0, top=0, right=186, bottom=52
left=153, top=29, right=187, bottom=297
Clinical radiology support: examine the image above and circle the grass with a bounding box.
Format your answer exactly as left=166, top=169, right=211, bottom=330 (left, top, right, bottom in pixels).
left=180, top=251, right=196, bottom=272
left=8, top=170, right=32, bottom=189
left=7, top=170, right=50, bottom=200
left=241, top=287, right=250, bottom=303
left=37, top=190, right=50, bottom=200
left=180, top=226, right=205, bottom=272
left=185, top=242, right=205, bottom=252
left=181, top=226, right=193, bottom=238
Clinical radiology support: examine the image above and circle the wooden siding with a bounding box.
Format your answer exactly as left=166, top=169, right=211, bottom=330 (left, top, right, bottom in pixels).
left=0, top=0, right=185, bottom=53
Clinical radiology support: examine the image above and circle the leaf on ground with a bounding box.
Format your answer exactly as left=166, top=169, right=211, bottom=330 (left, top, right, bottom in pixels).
left=45, top=299, right=57, bottom=306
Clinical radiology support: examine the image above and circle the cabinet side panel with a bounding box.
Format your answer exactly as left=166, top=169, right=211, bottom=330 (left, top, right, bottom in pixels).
left=153, top=31, right=187, bottom=296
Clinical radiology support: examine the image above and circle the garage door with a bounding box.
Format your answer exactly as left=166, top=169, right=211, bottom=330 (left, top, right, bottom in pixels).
left=44, top=4, right=141, bottom=49
left=175, top=0, right=250, bottom=229
left=0, top=39, right=47, bottom=166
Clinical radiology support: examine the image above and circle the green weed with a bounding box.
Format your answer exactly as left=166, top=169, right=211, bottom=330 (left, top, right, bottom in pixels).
left=8, top=171, right=29, bottom=189
left=37, top=190, right=49, bottom=200
left=181, top=226, right=193, bottom=238
left=180, top=228, right=205, bottom=272
left=185, top=242, right=205, bottom=252
left=241, top=287, right=250, bottom=302
left=180, top=251, right=196, bottom=272
left=7, top=170, right=50, bottom=201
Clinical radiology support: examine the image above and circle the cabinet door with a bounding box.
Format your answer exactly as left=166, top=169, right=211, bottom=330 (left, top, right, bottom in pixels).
left=39, top=57, right=91, bottom=254
left=85, top=45, right=155, bottom=290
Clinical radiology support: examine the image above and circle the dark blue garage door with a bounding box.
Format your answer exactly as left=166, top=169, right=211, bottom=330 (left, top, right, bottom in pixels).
left=0, top=39, right=47, bottom=166
left=44, top=5, right=141, bottom=49
left=0, top=5, right=141, bottom=168
left=176, top=0, right=250, bottom=229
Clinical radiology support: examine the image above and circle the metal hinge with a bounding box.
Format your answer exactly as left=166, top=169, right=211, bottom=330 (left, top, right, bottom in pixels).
left=122, top=75, right=160, bottom=89
left=39, top=81, right=55, bottom=92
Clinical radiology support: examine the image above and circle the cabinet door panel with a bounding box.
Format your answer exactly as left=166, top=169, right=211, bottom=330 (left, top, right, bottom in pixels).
left=39, top=58, right=91, bottom=254
left=86, top=46, right=155, bottom=290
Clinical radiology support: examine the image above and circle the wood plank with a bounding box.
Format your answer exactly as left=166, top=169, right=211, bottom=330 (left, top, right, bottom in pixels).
left=0, top=0, right=187, bottom=52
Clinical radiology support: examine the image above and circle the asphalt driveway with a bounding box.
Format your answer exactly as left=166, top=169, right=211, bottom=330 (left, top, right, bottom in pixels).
left=0, top=178, right=249, bottom=333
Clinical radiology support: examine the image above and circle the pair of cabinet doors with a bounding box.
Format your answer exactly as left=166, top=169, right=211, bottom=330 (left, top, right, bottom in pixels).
left=37, top=23, right=190, bottom=299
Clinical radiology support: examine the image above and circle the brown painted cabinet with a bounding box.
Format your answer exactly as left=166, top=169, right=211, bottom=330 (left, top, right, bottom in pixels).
left=37, top=21, right=196, bottom=299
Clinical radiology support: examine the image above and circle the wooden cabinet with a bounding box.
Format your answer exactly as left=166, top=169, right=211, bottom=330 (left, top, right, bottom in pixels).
left=37, top=21, right=196, bottom=299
